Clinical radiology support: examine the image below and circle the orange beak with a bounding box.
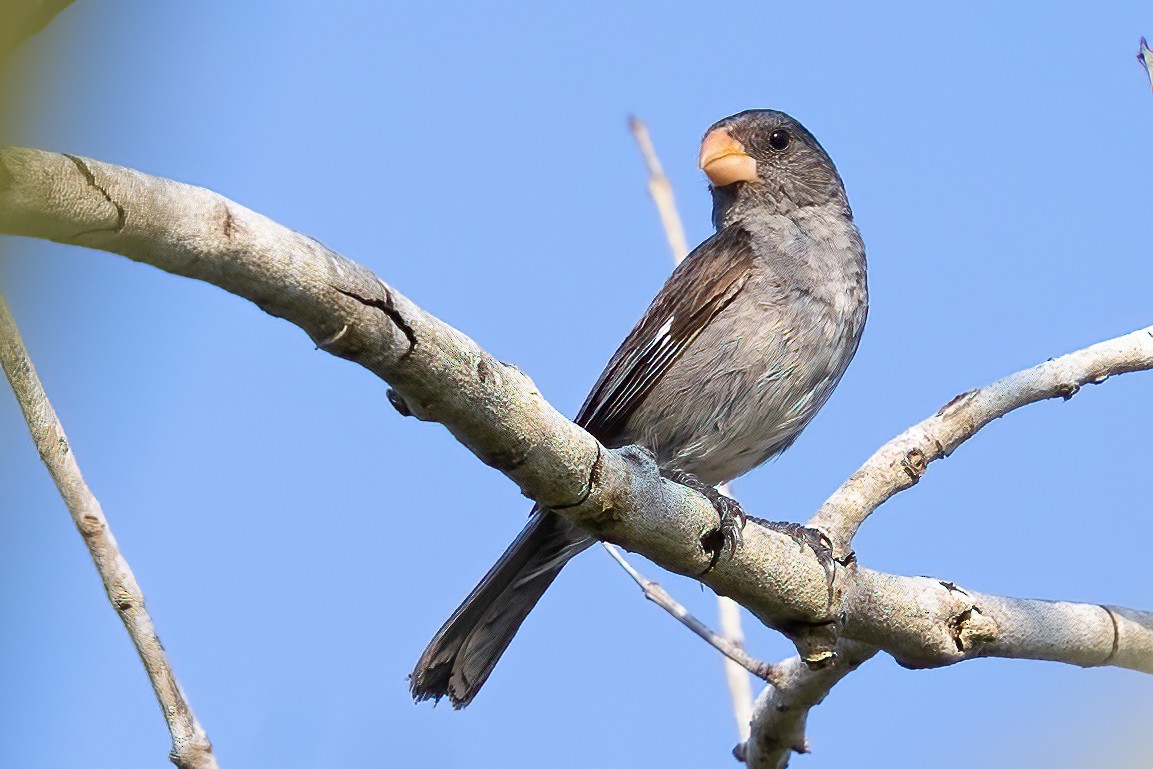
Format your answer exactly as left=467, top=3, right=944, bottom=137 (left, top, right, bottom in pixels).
left=698, top=128, right=757, bottom=187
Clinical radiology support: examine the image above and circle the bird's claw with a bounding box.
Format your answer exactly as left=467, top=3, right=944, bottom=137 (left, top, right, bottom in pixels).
left=661, top=469, right=746, bottom=573
left=749, top=517, right=835, bottom=589
left=714, top=494, right=746, bottom=558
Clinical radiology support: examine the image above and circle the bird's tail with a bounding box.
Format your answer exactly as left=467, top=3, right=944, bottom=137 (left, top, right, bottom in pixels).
left=410, top=510, right=592, bottom=708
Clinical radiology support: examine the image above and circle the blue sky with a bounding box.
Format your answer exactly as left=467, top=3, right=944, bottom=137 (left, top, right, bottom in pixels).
left=2, top=2, right=1151, bottom=767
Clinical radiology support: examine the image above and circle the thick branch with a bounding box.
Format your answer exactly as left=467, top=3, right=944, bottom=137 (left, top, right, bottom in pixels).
left=2, top=147, right=1149, bottom=678
left=0, top=148, right=841, bottom=654
left=808, top=326, right=1153, bottom=557
left=0, top=295, right=216, bottom=769
left=845, top=570, right=1153, bottom=673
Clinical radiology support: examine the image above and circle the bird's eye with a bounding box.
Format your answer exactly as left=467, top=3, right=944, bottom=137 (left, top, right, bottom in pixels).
left=768, top=129, right=791, bottom=151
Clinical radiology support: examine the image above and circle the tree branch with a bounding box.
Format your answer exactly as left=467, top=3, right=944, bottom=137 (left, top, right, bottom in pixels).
left=601, top=544, right=773, bottom=680
left=0, top=147, right=843, bottom=654
left=628, top=115, right=689, bottom=262
left=737, top=641, right=878, bottom=769
left=2, top=146, right=1149, bottom=685
left=718, top=594, right=756, bottom=741
left=846, top=570, right=1153, bottom=672
left=0, top=294, right=216, bottom=769
left=808, top=325, right=1153, bottom=557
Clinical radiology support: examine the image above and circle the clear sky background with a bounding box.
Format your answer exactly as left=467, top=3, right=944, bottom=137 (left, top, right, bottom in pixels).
left=2, top=2, right=1152, bottom=767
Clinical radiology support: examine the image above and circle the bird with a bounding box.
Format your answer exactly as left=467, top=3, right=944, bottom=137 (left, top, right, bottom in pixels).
left=410, top=109, right=868, bottom=708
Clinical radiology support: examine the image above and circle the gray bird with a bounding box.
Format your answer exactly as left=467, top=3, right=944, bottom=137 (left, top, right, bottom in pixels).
left=411, top=109, right=868, bottom=707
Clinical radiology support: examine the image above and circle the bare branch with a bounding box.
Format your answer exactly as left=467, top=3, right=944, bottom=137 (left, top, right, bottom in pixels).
left=809, top=325, right=1153, bottom=557
left=2, top=147, right=1148, bottom=679
left=629, top=115, right=689, bottom=262
left=718, top=595, right=755, bottom=741
left=0, top=147, right=842, bottom=654
left=602, top=543, right=773, bottom=680
left=846, top=570, right=1153, bottom=673
left=0, top=294, right=216, bottom=769
left=738, top=642, right=878, bottom=769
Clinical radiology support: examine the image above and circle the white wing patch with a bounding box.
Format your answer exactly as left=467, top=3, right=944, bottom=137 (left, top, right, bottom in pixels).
left=654, top=317, right=673, bottom=344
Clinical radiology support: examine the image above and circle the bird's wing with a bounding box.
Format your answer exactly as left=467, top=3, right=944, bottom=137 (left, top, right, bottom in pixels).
left=576, top=224, right=756, bottom=443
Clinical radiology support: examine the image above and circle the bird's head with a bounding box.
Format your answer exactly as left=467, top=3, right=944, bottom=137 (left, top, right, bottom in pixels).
left=699, top=109, right=848, bottom=227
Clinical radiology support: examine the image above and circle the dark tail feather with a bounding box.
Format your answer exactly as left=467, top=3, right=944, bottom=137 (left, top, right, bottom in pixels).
left=410, top=510, right=592, bottom=708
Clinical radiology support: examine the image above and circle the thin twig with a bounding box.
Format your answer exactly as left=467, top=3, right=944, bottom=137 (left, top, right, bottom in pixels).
left=808, top=324, right=1153, bottom=557
left=601, top=544, right=773, bottom=681
left=718, top=595, right=754, bottom=741
left=0, top=294, right=217, bottom=769
left=629, top=115, right=690, bottom=262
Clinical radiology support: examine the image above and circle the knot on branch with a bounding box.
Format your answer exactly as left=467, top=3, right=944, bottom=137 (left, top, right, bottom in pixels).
left=946, top=604, right=997, bottom=652
left=900, top=447, right=928, bottom=483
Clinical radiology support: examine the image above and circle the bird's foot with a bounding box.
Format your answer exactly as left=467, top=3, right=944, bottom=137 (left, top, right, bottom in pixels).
left=748, top=517, right=836, bottom=589
left=661, top=469, right=745, bottom=572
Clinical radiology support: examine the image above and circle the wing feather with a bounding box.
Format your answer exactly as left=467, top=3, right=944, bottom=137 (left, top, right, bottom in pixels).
left=576, top=225, right=756, bottom=444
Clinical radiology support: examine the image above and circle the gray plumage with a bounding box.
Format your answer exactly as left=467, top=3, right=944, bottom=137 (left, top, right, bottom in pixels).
left=411, top=109, right=868, bottom=707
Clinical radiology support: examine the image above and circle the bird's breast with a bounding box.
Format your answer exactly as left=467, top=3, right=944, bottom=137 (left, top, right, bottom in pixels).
left=622, top=206, right=867, bottom=486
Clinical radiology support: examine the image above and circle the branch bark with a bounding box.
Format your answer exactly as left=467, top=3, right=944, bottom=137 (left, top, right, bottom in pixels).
left=0, top=294, right=216, bottom=769
left=846, top=570, right=1153, bottom=672
left=1, top=148, right=1149, bottom=749
left=0, top=148, right=844, bottom=656
left=808, top=327, right=1153, bottom=558
left=738, top=641, right=878, bottom=769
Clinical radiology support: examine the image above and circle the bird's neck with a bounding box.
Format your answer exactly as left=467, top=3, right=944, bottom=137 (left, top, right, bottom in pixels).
left=712, top=184, right=849, bottom=230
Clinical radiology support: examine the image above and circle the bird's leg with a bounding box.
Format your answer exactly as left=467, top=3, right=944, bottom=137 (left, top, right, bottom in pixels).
left=747, top=517, right=836, bottom=589
left=660, top=469, right=745, bottom=570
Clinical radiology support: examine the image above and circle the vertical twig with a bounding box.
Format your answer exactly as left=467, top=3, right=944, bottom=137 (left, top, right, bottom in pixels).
left=628, top=115, right=690, bottom=262
left=0, top=294, right=218, bottom=769
left=716, top=482, right=753, bottom=740
left=625, top=115, right=755, bottom=739
left=718, top=595, right=754, bottom=741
